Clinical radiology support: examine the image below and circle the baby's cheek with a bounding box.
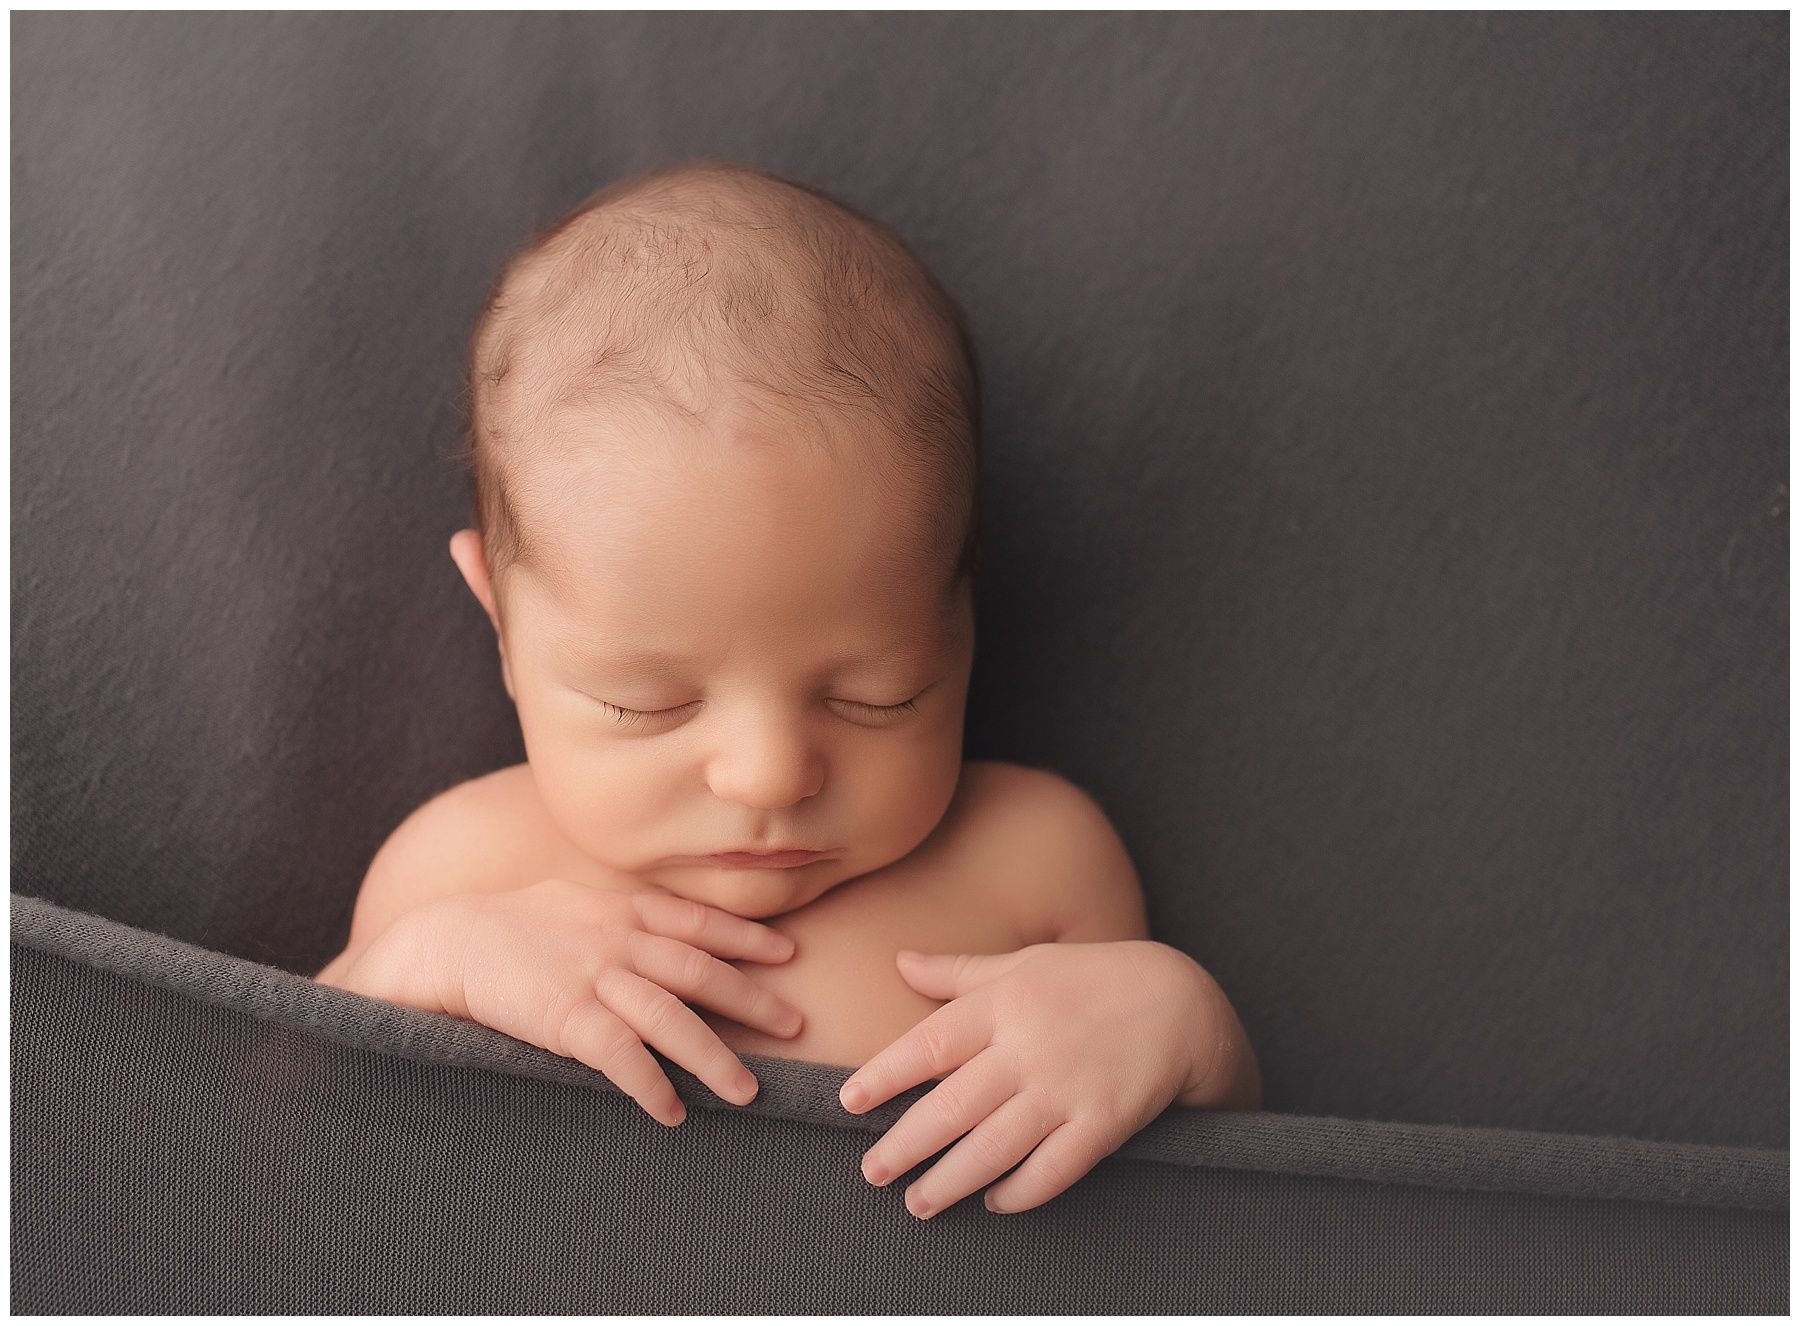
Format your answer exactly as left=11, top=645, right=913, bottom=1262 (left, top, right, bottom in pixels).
left=529, top=749, right=632, bottom=852
left=874, top=752, right=963, bottom=851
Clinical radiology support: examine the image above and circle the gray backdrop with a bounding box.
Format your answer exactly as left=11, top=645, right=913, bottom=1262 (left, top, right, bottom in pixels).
left=12, top=11, right=1787, bottom=1149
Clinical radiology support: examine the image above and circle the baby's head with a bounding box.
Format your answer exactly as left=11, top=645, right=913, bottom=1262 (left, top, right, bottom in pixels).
left=447, top=159, right=983, bottom=918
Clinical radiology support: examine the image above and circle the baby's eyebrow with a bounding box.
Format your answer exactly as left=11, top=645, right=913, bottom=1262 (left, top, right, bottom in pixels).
left=562, top=640, right=944, bottom=679
left=569, top=646, right=690, bottom=678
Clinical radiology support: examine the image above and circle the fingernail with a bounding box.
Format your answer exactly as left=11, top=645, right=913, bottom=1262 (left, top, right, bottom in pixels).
left=780, top=1009, right=803, bottom=1036
left=667, top=1104, right=686, bottom=1126
left=905, top=1189, right=933, bottom=1219
left=985, top=1193, right=1010, bottom=1213
left=862, top=1155, right=889, bottom=1185
left=732, top=1070, right=757, bottom=1102
left=840, top=1081, right=867, bottom=1111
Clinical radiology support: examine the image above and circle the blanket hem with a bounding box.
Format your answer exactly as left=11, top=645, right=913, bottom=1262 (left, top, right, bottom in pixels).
left=12, top=891, right=1786, bottom=1213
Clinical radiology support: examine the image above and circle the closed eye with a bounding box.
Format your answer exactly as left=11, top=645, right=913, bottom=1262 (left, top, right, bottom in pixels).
left=592, top=694, right=924, bottom=731
left=592, top=700, right=689, bottom=729
left=831, top=697, right=922, bottom=719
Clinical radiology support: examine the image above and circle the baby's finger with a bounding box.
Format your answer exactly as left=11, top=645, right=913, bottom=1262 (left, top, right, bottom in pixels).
left=628, top=931, right=805, bottom=1040
left=906, top=1089, right=1057, bottom=1220
left=597, top=966, right=766, bottom=1108
left=839, top=998, right=992, bottom=1114
left=859, top=1045, right=1018, bottom=1190
left=982, top=1117, right=1116, bottom=1215
left=552, top=994, right=688, bottom=1127
left=633, top=891, right=797, bottom=964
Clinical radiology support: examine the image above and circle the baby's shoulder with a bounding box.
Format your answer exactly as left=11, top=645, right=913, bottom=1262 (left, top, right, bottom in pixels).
left=953, top=760, right=1149, bottom=946
left=343, top=765, right=539, bottom=948
left=397, top=763, right=536, bottom=865
left=952, top=759, right=1112, bottom=860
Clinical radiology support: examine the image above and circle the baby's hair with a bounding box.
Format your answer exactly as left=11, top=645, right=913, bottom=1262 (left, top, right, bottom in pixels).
left=450, top=158, right=983, bottom=621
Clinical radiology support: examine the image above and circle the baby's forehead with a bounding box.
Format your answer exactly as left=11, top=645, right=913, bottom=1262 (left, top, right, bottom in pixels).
left=507, top=452, right=960, bottom=629
left=510, top=546, right=965, bottom=681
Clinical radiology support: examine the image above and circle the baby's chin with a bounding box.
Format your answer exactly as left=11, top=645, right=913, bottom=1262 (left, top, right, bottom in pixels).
left=644, top=857, right=846, bottom=920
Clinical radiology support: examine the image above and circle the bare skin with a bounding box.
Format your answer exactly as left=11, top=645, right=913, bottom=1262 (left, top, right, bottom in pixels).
left=313, top=396, right=1149, bottom=1110
left=313, top=745, right=1261, bottom=1218
left=310, top=388, right=1263, bottom=1206
left=356, top=756, right=1064, bottom=1072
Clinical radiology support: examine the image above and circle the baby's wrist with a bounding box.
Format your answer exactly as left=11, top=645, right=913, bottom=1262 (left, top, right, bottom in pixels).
left=1170, top=956, right=1262, bottom=1111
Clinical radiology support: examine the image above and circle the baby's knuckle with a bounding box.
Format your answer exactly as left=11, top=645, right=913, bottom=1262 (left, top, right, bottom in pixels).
left=915, top=1023, right=958, bottom=1075
left=1018, top=1090, right=1062, bottom=1138
left=1029, top=1146, right=1080, bottom=1192
left=677, top=944, right=715, bottom=990
left=986, top=1042, right=1029, bottom=1088
left=592, top=963, right=636, bottom=1005
left=639, top=891, right=706, bottom=932
left=593, top=1023, right=647, bottom=1071
left=967, top=1126, right=1017, bottom=1170
left=927, top=1078, right=972, bottom=1126
left=635, top=987, right=685, bottom=1040
left=542, top=989, right=591, bottom=1059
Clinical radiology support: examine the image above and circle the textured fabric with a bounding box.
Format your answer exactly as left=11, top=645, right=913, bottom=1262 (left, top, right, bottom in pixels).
left=12, top=11, right=1787, bottom=1315
left=14, top=893, right=1786, bottom=1214
left=11, top=917, right=1788, bottom=1314
left=10, top=9, right=1785, bottom=1148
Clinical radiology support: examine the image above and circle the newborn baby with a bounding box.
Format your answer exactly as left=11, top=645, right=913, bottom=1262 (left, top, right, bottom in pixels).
left=316, top=159, right=1258, bottom=1218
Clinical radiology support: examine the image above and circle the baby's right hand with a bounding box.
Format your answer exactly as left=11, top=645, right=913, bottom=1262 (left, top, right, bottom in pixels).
left=324, top=876, right=804, bottom=1126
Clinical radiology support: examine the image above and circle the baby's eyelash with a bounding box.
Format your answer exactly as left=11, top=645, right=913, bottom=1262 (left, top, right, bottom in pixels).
left=838, top=697, right=922, bottom=720
left=595, top=701, right=669, bottom=730
left=596, top=697, right=919, bottom=730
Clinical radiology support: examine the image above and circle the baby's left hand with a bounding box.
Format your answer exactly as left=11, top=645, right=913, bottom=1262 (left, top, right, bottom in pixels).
left=838, top=940, right=1218, bottom=1218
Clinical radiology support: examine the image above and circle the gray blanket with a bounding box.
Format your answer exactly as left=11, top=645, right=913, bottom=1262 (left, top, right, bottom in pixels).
left=11, top=11, right=1786, bottom=1312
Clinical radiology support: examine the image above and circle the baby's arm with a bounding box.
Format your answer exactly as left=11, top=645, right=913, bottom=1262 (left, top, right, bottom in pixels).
left=837, top=771, right=1261, bottom=1218
left=313, top=787, right=805, bottom=1123
left=314, top=782, right=522, bottom=982
left=1024, top=769, right=1261, bottom=1112
left=1046, top=864, right=1261, bottom=1113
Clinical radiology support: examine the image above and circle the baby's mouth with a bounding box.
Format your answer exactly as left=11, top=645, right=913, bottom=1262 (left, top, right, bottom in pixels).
left=705, top=849, right=825, bottom=869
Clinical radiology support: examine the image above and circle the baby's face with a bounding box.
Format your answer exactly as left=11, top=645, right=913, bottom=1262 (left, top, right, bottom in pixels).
left=452, top=401, right=974, bottom=920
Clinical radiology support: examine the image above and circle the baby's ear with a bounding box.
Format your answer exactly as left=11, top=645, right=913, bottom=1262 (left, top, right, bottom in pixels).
left=448, top=529, right=500, bottom=629
left=448, top=529, right=516, bottom=701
